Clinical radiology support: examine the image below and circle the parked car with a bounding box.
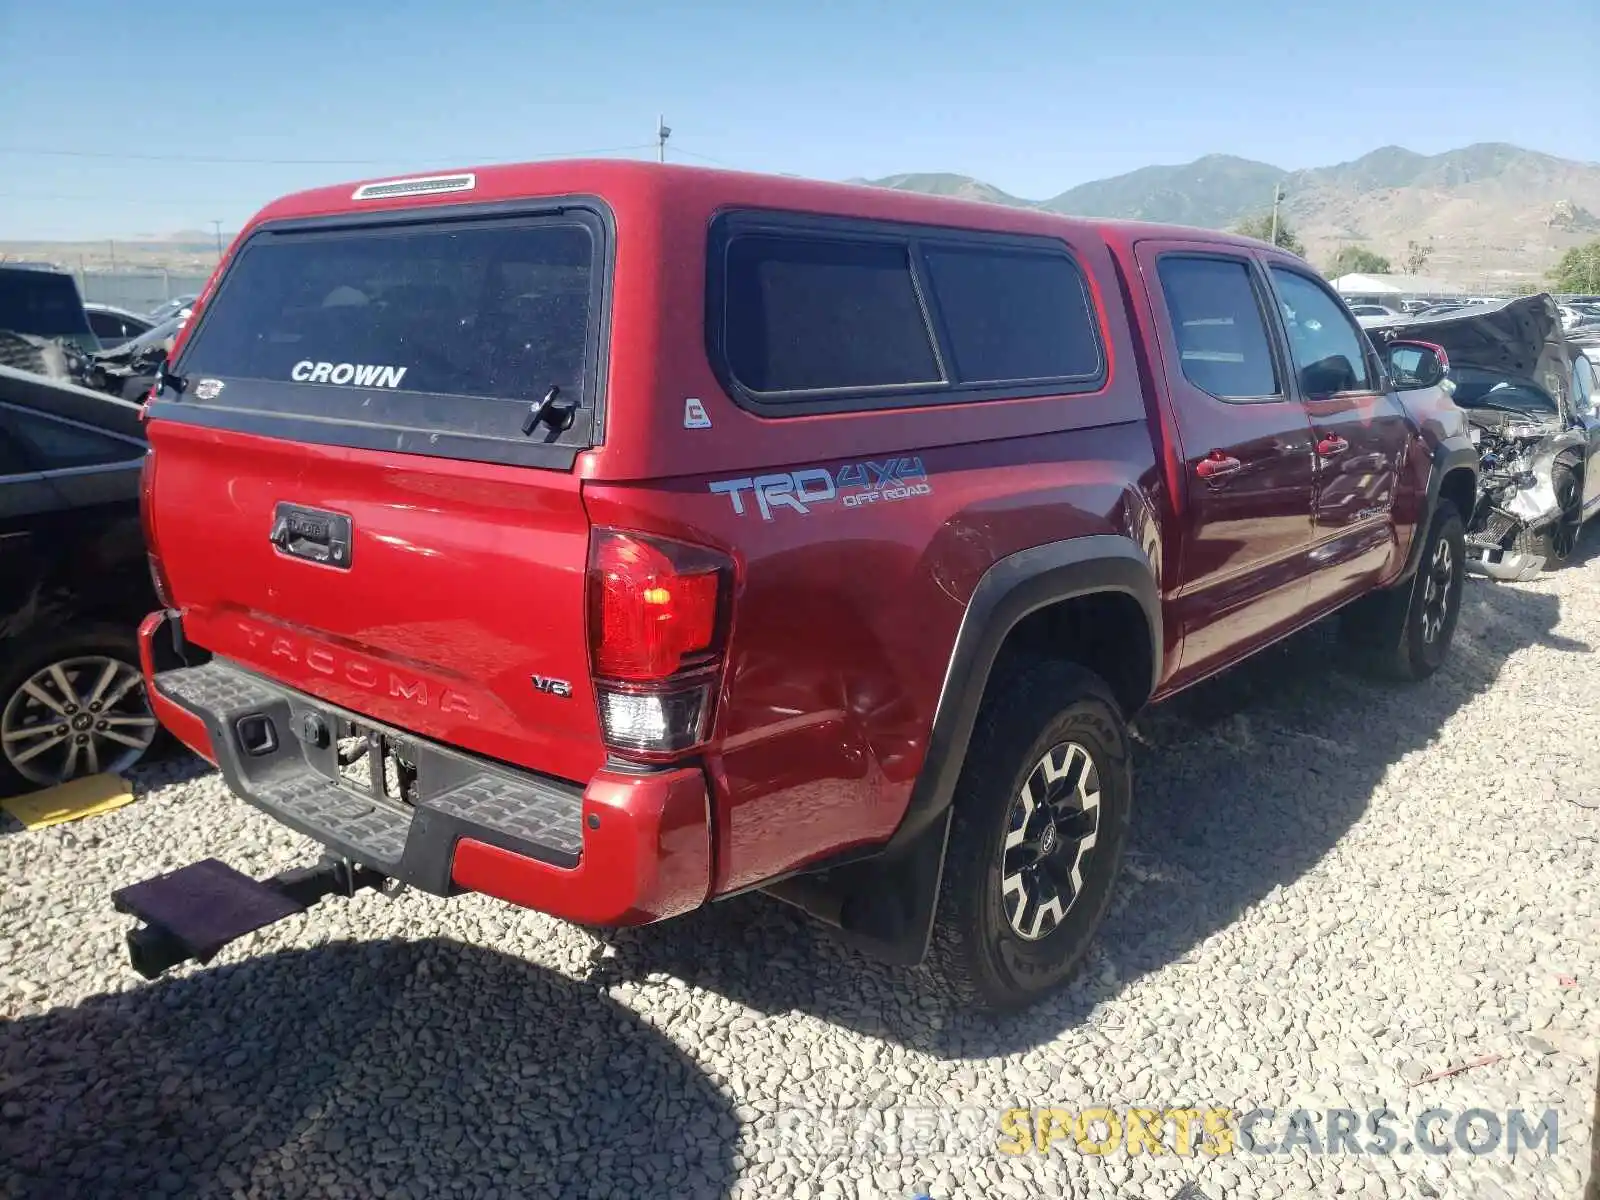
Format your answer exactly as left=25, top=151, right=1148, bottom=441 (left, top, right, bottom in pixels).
left=1560, top=304, right=1600, bottom=333
left=1410, top=302, right=1471, bottom=319
left=1367, top=295, right=1600, bottom=579
left=1347, top=303, right=1401, bottom=318
left=83, top=303, right=157, bottom=350
left=130, top=161, right=1476, bottom=1008
left=0, top=367, right=159, bottom=794
left=145, top=295, right=198, bottom=323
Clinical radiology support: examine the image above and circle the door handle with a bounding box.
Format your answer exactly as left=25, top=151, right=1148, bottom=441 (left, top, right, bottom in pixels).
left=269, top=503, right=353, bottom=569
left=1195, top=452, right=1243, bottom=480
left=1317, top=434, right=1350, bottom=456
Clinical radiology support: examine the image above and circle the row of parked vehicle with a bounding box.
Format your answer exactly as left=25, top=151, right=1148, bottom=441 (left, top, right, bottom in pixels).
left=2, top=166, right=1598, bottom=1009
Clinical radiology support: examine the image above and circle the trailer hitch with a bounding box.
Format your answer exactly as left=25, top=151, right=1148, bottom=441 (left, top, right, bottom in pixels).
left=112, top=855, right=388, bottom=979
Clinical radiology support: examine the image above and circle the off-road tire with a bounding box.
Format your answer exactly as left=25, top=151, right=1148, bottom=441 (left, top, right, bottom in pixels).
left=924, top=660, right=1132, bottom=1012
left=1513, top=461, right=1583, bottom=569
left=1340, top=500, right=1466, bottom=682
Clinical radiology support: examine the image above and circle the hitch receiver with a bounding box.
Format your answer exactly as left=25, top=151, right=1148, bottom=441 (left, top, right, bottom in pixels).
left=112, top=855, right=386, bottom=979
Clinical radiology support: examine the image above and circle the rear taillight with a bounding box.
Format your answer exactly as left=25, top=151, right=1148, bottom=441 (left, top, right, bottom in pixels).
left=139, top=450, right=174, bottom=607
left=587, top=529, right=732, bottom=758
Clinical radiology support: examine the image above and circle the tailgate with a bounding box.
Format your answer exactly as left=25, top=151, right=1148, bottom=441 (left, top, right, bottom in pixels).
left=148, top=420, right=603, bottom=783
left=144, top=205, right=613, bottom=783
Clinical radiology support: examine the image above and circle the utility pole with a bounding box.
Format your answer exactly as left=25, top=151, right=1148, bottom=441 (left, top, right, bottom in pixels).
left=211, top=220, right=223, bottom=258
left=1269, top=182, right=1284, bottom=248
left=657, top=114, right=671, bottom=163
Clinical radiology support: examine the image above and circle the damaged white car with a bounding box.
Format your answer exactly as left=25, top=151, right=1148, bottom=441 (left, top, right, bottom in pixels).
left=1366, top=295, right=1600, bottom=580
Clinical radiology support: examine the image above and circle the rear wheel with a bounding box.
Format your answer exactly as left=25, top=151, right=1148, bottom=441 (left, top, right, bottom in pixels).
left=924, top=661, right=1131, bottom=1011
left=1340, top=500, right=1465, bottom=682
left=0, top=630, right=157, bottom=796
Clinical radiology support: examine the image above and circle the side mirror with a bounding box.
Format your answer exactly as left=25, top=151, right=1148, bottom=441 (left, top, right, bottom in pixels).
left=1381, top=339, right=1449, bottom=391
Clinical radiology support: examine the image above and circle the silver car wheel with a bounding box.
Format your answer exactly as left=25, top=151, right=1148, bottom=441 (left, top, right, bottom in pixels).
left=2, top=656, right=156, bottom=787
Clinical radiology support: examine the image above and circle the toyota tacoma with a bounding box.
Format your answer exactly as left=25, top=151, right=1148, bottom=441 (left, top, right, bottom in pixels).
left=129, top=161, right=1477, bottom=1009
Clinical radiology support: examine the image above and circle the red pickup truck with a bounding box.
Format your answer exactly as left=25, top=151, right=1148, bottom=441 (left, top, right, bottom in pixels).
left=132, top=161, right=1477, bottom=1009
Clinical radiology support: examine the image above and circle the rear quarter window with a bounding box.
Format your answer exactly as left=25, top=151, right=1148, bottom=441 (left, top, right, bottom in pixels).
left=921, top=245, right=1100, bottom=384
left=723, top=237, right=942, bottom=394
left=710, top=214, right=1105, bottom=415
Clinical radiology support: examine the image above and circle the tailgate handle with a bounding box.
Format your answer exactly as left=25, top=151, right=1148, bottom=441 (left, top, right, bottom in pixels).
left=270, top=503, right=353, bottom=569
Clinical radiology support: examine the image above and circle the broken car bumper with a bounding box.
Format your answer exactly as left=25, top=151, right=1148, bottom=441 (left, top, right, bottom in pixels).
left=1464, top=546, right=1546, bottom=582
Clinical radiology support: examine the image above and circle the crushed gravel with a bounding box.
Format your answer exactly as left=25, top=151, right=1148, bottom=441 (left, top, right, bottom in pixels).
left=3, top=548, right=1598, bottom=1199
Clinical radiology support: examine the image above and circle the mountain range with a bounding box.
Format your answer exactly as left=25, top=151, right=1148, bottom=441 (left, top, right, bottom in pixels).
left=855, top=143, right=1600, bottom=285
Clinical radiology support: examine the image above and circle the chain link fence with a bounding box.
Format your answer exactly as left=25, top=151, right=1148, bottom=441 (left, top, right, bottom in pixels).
left=76, top=270, right=213, bottom=314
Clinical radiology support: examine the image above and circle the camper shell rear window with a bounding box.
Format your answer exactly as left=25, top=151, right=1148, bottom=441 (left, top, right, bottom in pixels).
left=164, top=203, right=610, bottom=469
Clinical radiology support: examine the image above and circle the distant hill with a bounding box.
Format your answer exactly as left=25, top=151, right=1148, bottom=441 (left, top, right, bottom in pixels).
left=11, top=144, right=1599, bottom=287
left=860, top=143, right=1600, bottom=285
left=1042, top=154, right=1284, bottom=227
left=854, top=172, right=1032, bottom=208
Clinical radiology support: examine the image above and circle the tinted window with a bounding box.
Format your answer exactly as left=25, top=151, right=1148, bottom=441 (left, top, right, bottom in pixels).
left=723, top=236, right=941, bottom=394
left=180, top=221, right=595, bottom=403
left=0, top=270, right=93, bottom=339
left=1270, top=268, right=1373, bottom=396
left=1156, top=257, right=1279, bottom=399
left=922, top=246, right=1100, bottom=383
left=4, top=406, right=143, bottom=470
left=87, top=311, right=145, bottom=341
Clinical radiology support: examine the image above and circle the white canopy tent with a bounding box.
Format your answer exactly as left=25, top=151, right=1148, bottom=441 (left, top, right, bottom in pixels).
left=1330, top=273, right=1465, bottom=302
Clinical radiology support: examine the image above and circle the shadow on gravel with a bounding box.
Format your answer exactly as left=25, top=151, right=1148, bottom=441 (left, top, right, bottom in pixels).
left=591, top=575, right=1588, bottom=1057
left=0, top=939, right=739, bottom=1199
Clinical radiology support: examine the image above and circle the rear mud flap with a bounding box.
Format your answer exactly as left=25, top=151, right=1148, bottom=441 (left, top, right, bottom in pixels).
left=761, top=808, right=952, bottom=966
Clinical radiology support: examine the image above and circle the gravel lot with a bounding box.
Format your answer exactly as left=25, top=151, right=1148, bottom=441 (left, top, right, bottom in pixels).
left=3, top=546, right=1598, bottom=1200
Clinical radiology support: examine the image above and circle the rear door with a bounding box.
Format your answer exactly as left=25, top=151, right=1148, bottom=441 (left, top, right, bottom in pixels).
left=147, top=206, right=612, bottom=784
left=1264, top=263, right=1411, bottom=608
left=1134, top=243, right=1318, bottom=679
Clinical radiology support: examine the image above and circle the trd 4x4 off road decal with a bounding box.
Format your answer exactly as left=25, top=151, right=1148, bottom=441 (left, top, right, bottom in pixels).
left=709, top=457, right=931, bottom=520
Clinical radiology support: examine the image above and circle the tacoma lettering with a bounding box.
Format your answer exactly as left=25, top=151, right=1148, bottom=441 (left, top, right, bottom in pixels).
left=231, top=621, right=477, bottom=720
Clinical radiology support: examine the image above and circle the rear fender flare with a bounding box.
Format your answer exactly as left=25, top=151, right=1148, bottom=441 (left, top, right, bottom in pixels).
left=887, top=534, right=1161, bottom=857
left=761, top=535, right=1161, bottom=966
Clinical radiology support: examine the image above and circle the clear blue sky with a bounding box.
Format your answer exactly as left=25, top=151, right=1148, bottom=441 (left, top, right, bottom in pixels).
left=3, top=0, right=1596, bottom=240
